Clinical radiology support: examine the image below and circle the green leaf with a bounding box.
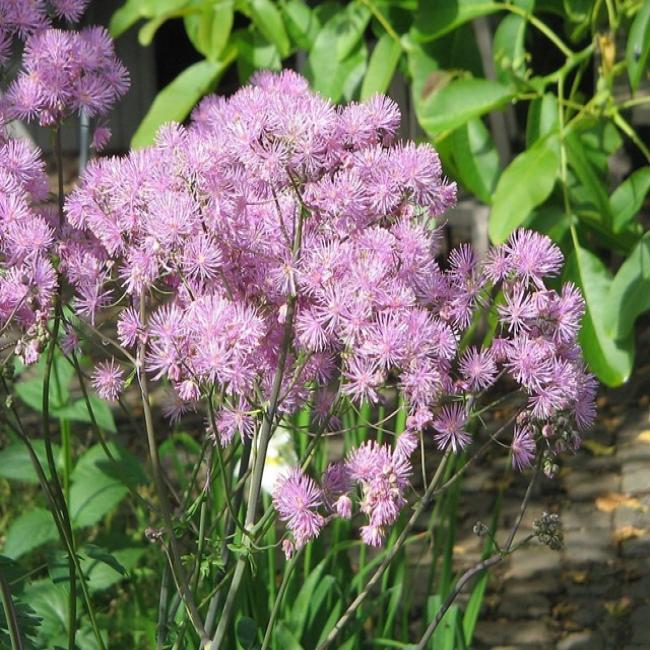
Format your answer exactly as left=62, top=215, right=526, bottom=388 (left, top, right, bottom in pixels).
left=249, top=0, right=291, bottom=58
left=0, top=440, right=61, bottom=484
left=14, top=350, right=74, bottom=414
left=84, top=546, right=144, bottom=593
left=69, top=442, right=146, bottom=528
left=565, top=129, right=612, bottom=222
left=290, top=559, right=327, bottom=637
left=489, top=131, right=560, bottom=243
left=131, top=58, right=232, bottom=148
left=333, top=3, right=370, bottom=61
left=0, top=555, right=27, bottom=592
left=140, top=0, right=190, bottom=17
left=236, top=616, right=258, bottom=649
left=416, top=78, right=513, bottom=139
left=526, top=204, right=574, bottom=245
left=274, top=622, right=304, bottom=649
left=525, top=93, right=558, bottom=148
left=451, top=118, right=500, bottom=203
left=304, top=575, right=338, bottom=642
left=208, top=0, right=234, bottom=60
left=3, top=508, right=58, bottom=559
left=110, top=0, right=144, bottom=38
left=606, top=232, right=650, bottom=340
left=565, top=242, right=635, bottom=386
left=138, top=15, right=167, bottom=46
left=307, top=35, right=367, bottom=102
left=574, top=118, right=622, bottom=174
left=611, top=167, right=650, bottom=232
left=360, top=33, right=402, bottom=99
left=306, top=2, right=371, bottom=101
left=234, top=28, right=282, bottom=82
left=186, top=1, right=234, bottom=60
left=492, top=10, right=528, bottom=85
left=22, top=580, right=69, bottom=647
left=462, top=570, right=489, bottom=645
left=54, top=395, right=116, bottom=434
left=282, top=0, right=320, bottom=50
left=0, top=596, right=41, bottom=645
left=410, top=0, right=500, bottom=43
left=627, top=0, right=650, bottom=93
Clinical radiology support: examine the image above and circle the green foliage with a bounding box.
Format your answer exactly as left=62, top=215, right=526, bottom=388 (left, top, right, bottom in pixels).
left=131, top=57, right=234, bottom=148
left=489, top=132, right=560, bottom=243
left=417, top=78, right=514, bottom=139
left=627, top=0, right=650, bottom=92
left=13, top=348, right=116, bottom=433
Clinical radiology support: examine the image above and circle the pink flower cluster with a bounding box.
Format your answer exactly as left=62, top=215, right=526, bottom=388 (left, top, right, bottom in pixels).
left=0, top=0, right=89, bottom=53
left=0, top=1, right=129, bottom=358
left=62, top=70, right=457, bottom=428
left=58, top=70, right=596, bottom=546
left=0, top=50, right=597, bottom=550
left=0, top=130, right=57, bottom=362
left=1, top=1, right=85, bottom=65
left=274, top=440, right=412, bottom=555
left=4, top=25, right=128, bottom=131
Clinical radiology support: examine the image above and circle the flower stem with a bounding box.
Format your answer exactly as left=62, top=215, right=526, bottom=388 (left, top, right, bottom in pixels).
left=316, top=450, right=452, bottom=650
left=47, top=126, right=77, bottom=650
left=0, top=568, right=23, bottom=650
left=209, top=297, right=297, bottom=649
left=137, top=323, right=208, bottom=643
left=416, top=461, right=540, bottom=648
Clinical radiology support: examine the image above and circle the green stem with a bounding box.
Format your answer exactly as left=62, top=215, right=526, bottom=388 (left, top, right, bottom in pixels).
left=137, top=318, right=208, bottom=643
left=68, top=351, right=154, bottom=513
left=2, top=380, right=105, bottom=650
left=497, top=3, right=574, bottom=57
left=358, top=0, right=402, bottom=45
left=48, top=126, right=77, bottom=650
left=156, top=563, right=171, bottom=650
left=261, top=551, right=301, bottom=650
left=209, top=182, right=305, bottom=650
left=0, top=568, right=23, bottom=650
left=611, top=109, right=650, bottom=162
left=210, top=297, right=297, bottom=649
left=415, top=463, right=540, bottom=649
left=315, top=451, right=452, bottom=650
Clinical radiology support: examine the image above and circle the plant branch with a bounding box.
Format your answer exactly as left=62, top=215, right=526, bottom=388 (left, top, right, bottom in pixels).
left=315, top=450, right=452, bottom=650
left=0, top=568, right=23, bottom=650
left=415, top=461, right=540, bottom=648
left=137, top=302, right=208, bottom=644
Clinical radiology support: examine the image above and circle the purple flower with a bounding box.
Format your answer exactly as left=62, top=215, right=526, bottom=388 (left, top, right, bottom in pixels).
left=459, top=347, right=497, bottom=392
left=273, top=469, right=325, bottom=550
left=432, top=403, right=471, bottom=453
left=504, top=229, right=564, bottom=287
left=511, top=425, right=536, bottom=471
left=91, top=358, right=124, bottom=401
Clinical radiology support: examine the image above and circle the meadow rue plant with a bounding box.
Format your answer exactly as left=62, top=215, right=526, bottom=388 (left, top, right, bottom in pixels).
left=60, top=70, right=595, bottom=551
left=0, top=9, right=598, bottom=643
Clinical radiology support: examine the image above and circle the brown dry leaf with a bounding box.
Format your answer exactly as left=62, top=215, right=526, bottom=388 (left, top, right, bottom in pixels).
left=552, top=601, right=577, bottom=617
left=605, top=596, right=632, bottom=617
left=637, top=430, right=650, bottom=444
left=596, top=492, right=646, bottom=513
left=420, top=70, right=452, bottom=101
left=563, top=569, right=588, bottom=584
left=453, top=544, right=468, bottom=555
left=613, top=525, right=647, bottom=543
left=582, top=440, right=616, bottom=456
left=562, top=620, right=583, bottom=632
